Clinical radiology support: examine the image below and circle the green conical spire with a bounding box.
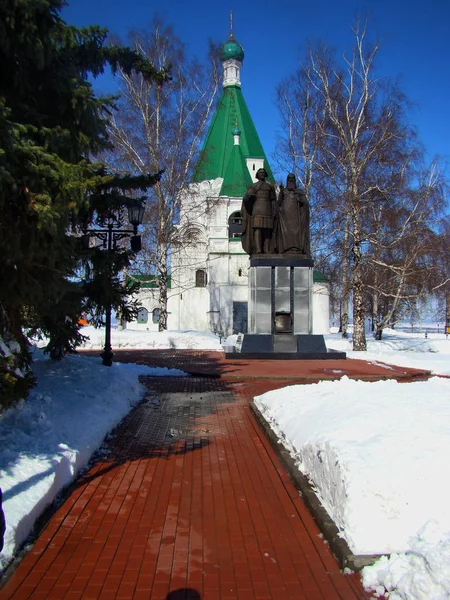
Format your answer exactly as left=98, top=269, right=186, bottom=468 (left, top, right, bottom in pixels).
left=220, top=129, right=253, bottom=197
left=192, top=85, right=274, bottom=184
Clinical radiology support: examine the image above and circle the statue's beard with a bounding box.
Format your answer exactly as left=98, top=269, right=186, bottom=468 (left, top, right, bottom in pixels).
left=287, top=182, right=296, bottom=190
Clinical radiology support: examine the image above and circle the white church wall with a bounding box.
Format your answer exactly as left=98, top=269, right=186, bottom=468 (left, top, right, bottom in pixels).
left=206, top=282, right=248, bottom=336
left=227, top=240, right=243, bottom=254
left=205, top=250, right=249, bottom=336
left=313, top=282, right=330, bottom=334
left=226, top=197, right=242, bottom=217
left=178, top=178, right=223, bottom=223
left=215, top=200, right=230, bottom=224
left=165, top=292, right=179, bottom=330
left=209, top=239, right=228, bottom=252
left=209, top=226, right=227, bottom=238
left=126, top=289, right=160, bottom=331
left=207, top=253, right=248, bottom=290
left=218, top=286, right=237, bottom=335
left=224, top=283, right=248, bottom=335
left=176, top=287, right=209, bottom=331
left=245, top=158, right=265, bottom=182
left=228, top=253, right=249, bottom=285
left=208, top=254, right=229, bottom=285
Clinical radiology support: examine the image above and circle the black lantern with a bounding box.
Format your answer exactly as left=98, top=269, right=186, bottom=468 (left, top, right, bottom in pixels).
left=130, top=235, right=142, bottom=253
left=82, top=199, right=146, bottom=367
left=128, top=200, right=145, bottom=232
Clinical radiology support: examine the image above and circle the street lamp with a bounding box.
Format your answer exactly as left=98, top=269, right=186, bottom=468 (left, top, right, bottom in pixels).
left=83, top=200, right=146, bottom=366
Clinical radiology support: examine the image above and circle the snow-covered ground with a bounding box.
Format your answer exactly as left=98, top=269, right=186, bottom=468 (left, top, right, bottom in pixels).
left=79, top=326, right=223, bottom=351
left=1, top=326, right=450, bottom=599
left=255, top=329, right=450, bottom=600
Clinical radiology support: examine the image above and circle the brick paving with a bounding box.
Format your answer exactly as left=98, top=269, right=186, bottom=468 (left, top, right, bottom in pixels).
left=80, top=348, right=432, bottom=382
left=0, top=350, right=417, bottom=599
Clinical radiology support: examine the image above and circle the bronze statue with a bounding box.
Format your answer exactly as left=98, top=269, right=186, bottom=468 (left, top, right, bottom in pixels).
left=241, top=168, right=277, bottom=255
left=277, top=173, right=310, bottom=257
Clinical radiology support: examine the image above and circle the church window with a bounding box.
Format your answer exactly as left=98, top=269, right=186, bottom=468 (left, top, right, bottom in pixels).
left=195, top=269, right=207, bottom=287
left=238, top=268, right=242, bottom=277
left=152, top=308, right=160, bottom=324
left=137, top=307, right=148, bottom=324
left=229, top=211, right=243, bottom=239
left=183, top=225, right=203, bottom=246
left=253, top=163, right=255, bottom=170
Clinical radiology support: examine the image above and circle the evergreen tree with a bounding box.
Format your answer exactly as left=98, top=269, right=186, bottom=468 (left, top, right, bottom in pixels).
left=0, top=0, right=167, bottom=407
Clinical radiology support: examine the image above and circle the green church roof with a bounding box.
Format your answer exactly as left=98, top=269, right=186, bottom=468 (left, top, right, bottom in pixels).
left=313, top=270, right=329, bottom=283
left=192, top=85, right=274, bottom=184
left=125, top=274, right=172, bottom=289
left=220, top=137, right=253, bottom=197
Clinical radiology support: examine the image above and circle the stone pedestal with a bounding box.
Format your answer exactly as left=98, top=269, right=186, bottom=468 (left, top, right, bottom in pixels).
left=248, top=256, right=313, bottom=335
left=234, top=256, right=345, bottom=359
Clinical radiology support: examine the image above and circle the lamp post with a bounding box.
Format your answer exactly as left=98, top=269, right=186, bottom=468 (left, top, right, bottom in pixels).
left=83, top=200, right=146, bottom=366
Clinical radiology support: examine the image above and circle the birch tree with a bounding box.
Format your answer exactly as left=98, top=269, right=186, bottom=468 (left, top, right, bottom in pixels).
left=275, top=20, right=445, bottom=350
left=364, top=160, right=448, bottom=338
left=425, top=213, right=450, bottom=334
left=105, top=19, right=220, bottom=329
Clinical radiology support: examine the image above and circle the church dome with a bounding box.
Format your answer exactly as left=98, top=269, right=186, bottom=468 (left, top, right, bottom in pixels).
left=220, top=34, right=244, bottom=63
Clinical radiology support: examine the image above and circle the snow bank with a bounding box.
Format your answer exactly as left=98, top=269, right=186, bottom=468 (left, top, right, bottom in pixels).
left=362, top=522, right=450, bottom=599
left=0, top=350, right=183, bottom=572
left=77, top=327, right=223, bottom=351
left=254, top=376, right=450, bottom=555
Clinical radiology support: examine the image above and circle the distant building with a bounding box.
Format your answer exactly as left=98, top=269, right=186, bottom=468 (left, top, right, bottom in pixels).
left=129, top=33, right=330, bottom=335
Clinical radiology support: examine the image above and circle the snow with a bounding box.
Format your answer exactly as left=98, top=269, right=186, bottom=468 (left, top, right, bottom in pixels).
left=325, top=328, right=450, bottom=378
left=1, top=326, right=450, bottom=599
left=0, top=339, right=187, bottom=575
left=255, top=329, right=450, bottom=600
left=78, top=326, right=223, bottom=350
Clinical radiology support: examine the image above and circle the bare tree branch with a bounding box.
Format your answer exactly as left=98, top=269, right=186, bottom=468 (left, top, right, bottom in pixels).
left=103, top=18, right=220, bottom=329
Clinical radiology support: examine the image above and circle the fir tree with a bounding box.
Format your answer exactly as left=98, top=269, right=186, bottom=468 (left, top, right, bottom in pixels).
left=0, top=0, right=167, bottom=406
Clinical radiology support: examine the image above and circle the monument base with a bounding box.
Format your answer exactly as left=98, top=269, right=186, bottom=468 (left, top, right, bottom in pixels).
left=227, top=334, right=346, bottom=360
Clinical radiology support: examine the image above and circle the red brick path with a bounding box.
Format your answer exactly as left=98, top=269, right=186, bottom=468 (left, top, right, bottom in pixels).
left=82, top=349, right=430, bottom=382
left=0, top=350, right=416, bottom=599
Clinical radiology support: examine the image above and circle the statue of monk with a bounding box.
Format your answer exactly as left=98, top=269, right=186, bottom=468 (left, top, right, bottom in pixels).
left=241, top=168, right=277, bottom=255
left=277, top=173, right=310, bottom=257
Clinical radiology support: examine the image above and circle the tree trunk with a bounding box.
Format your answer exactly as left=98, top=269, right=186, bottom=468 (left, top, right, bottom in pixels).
left=352, top=262, right=367, bottom=350
left=375, top=325, right=383, bottom=340
left=158, top=245, right=168, bottom=331
left=351, top=204, right=367, bottom=351
left=341, top=311, right=349, bottom=338
left=340, top=216, right=351, bottom=338
left=446, top=291, right=450, bottom=335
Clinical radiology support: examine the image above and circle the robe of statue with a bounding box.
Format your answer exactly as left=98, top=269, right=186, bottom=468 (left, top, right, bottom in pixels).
left=241, top=178, right=277, bottom=255
left=276, top=181, right=310, bottom=257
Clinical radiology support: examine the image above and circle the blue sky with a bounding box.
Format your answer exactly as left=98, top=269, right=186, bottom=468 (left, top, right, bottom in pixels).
left=63, top=0, right=450, bottom=179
